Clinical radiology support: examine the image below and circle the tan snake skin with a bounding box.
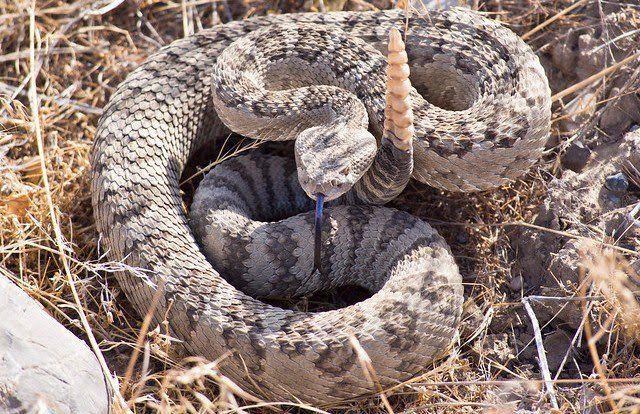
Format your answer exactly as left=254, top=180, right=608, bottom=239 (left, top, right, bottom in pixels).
left=90, top=8, right=551, bottom=404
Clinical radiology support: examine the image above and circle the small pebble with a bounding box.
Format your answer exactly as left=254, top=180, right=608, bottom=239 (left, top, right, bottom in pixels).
left=562, top=141, right=591, bottom=172
left=543, top=330, right=574, bottom=372
left=509, top=275, right=523, bottom=292
left=605, top=172, right=629, bottom=193
left=456, top=231, right=469, bottom=244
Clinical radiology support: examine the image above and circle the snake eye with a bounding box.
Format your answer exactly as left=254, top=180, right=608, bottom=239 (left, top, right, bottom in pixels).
left=340, top=166, right=351, bottom=176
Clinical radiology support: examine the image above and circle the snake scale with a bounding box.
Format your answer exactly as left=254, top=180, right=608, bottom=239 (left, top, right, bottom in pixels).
left=91, top=8, right=551, bottom=404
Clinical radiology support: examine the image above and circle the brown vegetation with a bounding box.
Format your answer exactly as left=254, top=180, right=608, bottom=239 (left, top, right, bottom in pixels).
left=1, top=0, right=640, bottom=412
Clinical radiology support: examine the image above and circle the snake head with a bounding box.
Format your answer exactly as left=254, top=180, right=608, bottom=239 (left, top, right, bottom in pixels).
left=295, top=120, right=377, bottom=202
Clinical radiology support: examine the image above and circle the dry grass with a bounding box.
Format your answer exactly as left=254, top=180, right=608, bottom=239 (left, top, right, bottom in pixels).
left=2, top=0, right=640, bottom=412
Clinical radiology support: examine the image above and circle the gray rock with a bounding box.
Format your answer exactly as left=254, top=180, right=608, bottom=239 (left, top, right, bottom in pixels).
left=559, top=93, right=597, bottom=133
left=455, top=230, right=469, bottom=244
left=543, top=330, right=574, bottom=373
left=599, top=72, right=640, bottom=137
left=510, top=275, right=523, bottom=292
left=605, top=172, right=629, bottom=193
left=0, top=275, right=110, bottom=414
left=562, top=140, right=591, bottom=172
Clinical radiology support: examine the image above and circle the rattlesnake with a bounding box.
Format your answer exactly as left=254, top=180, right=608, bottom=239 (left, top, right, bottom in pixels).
left=90, top=8, right=551, bottom=404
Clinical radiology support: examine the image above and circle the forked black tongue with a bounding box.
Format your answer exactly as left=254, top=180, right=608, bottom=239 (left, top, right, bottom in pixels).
left=313, top=193, right=325, bottom=273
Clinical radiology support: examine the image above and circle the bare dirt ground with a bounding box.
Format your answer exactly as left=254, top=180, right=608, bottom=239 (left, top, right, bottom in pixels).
left=1, top=0, right=640, bottom=412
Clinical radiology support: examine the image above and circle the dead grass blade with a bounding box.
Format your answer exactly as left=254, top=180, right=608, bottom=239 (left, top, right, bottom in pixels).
left=27, top=1, right=127, bottom=411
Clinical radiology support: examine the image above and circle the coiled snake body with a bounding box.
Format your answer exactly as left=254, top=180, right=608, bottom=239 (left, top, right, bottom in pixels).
left=91, top=8, right=551, bottom=404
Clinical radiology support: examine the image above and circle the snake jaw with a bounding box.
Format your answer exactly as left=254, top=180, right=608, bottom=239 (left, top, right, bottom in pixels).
left=314, top=193, right=325, bottom=273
